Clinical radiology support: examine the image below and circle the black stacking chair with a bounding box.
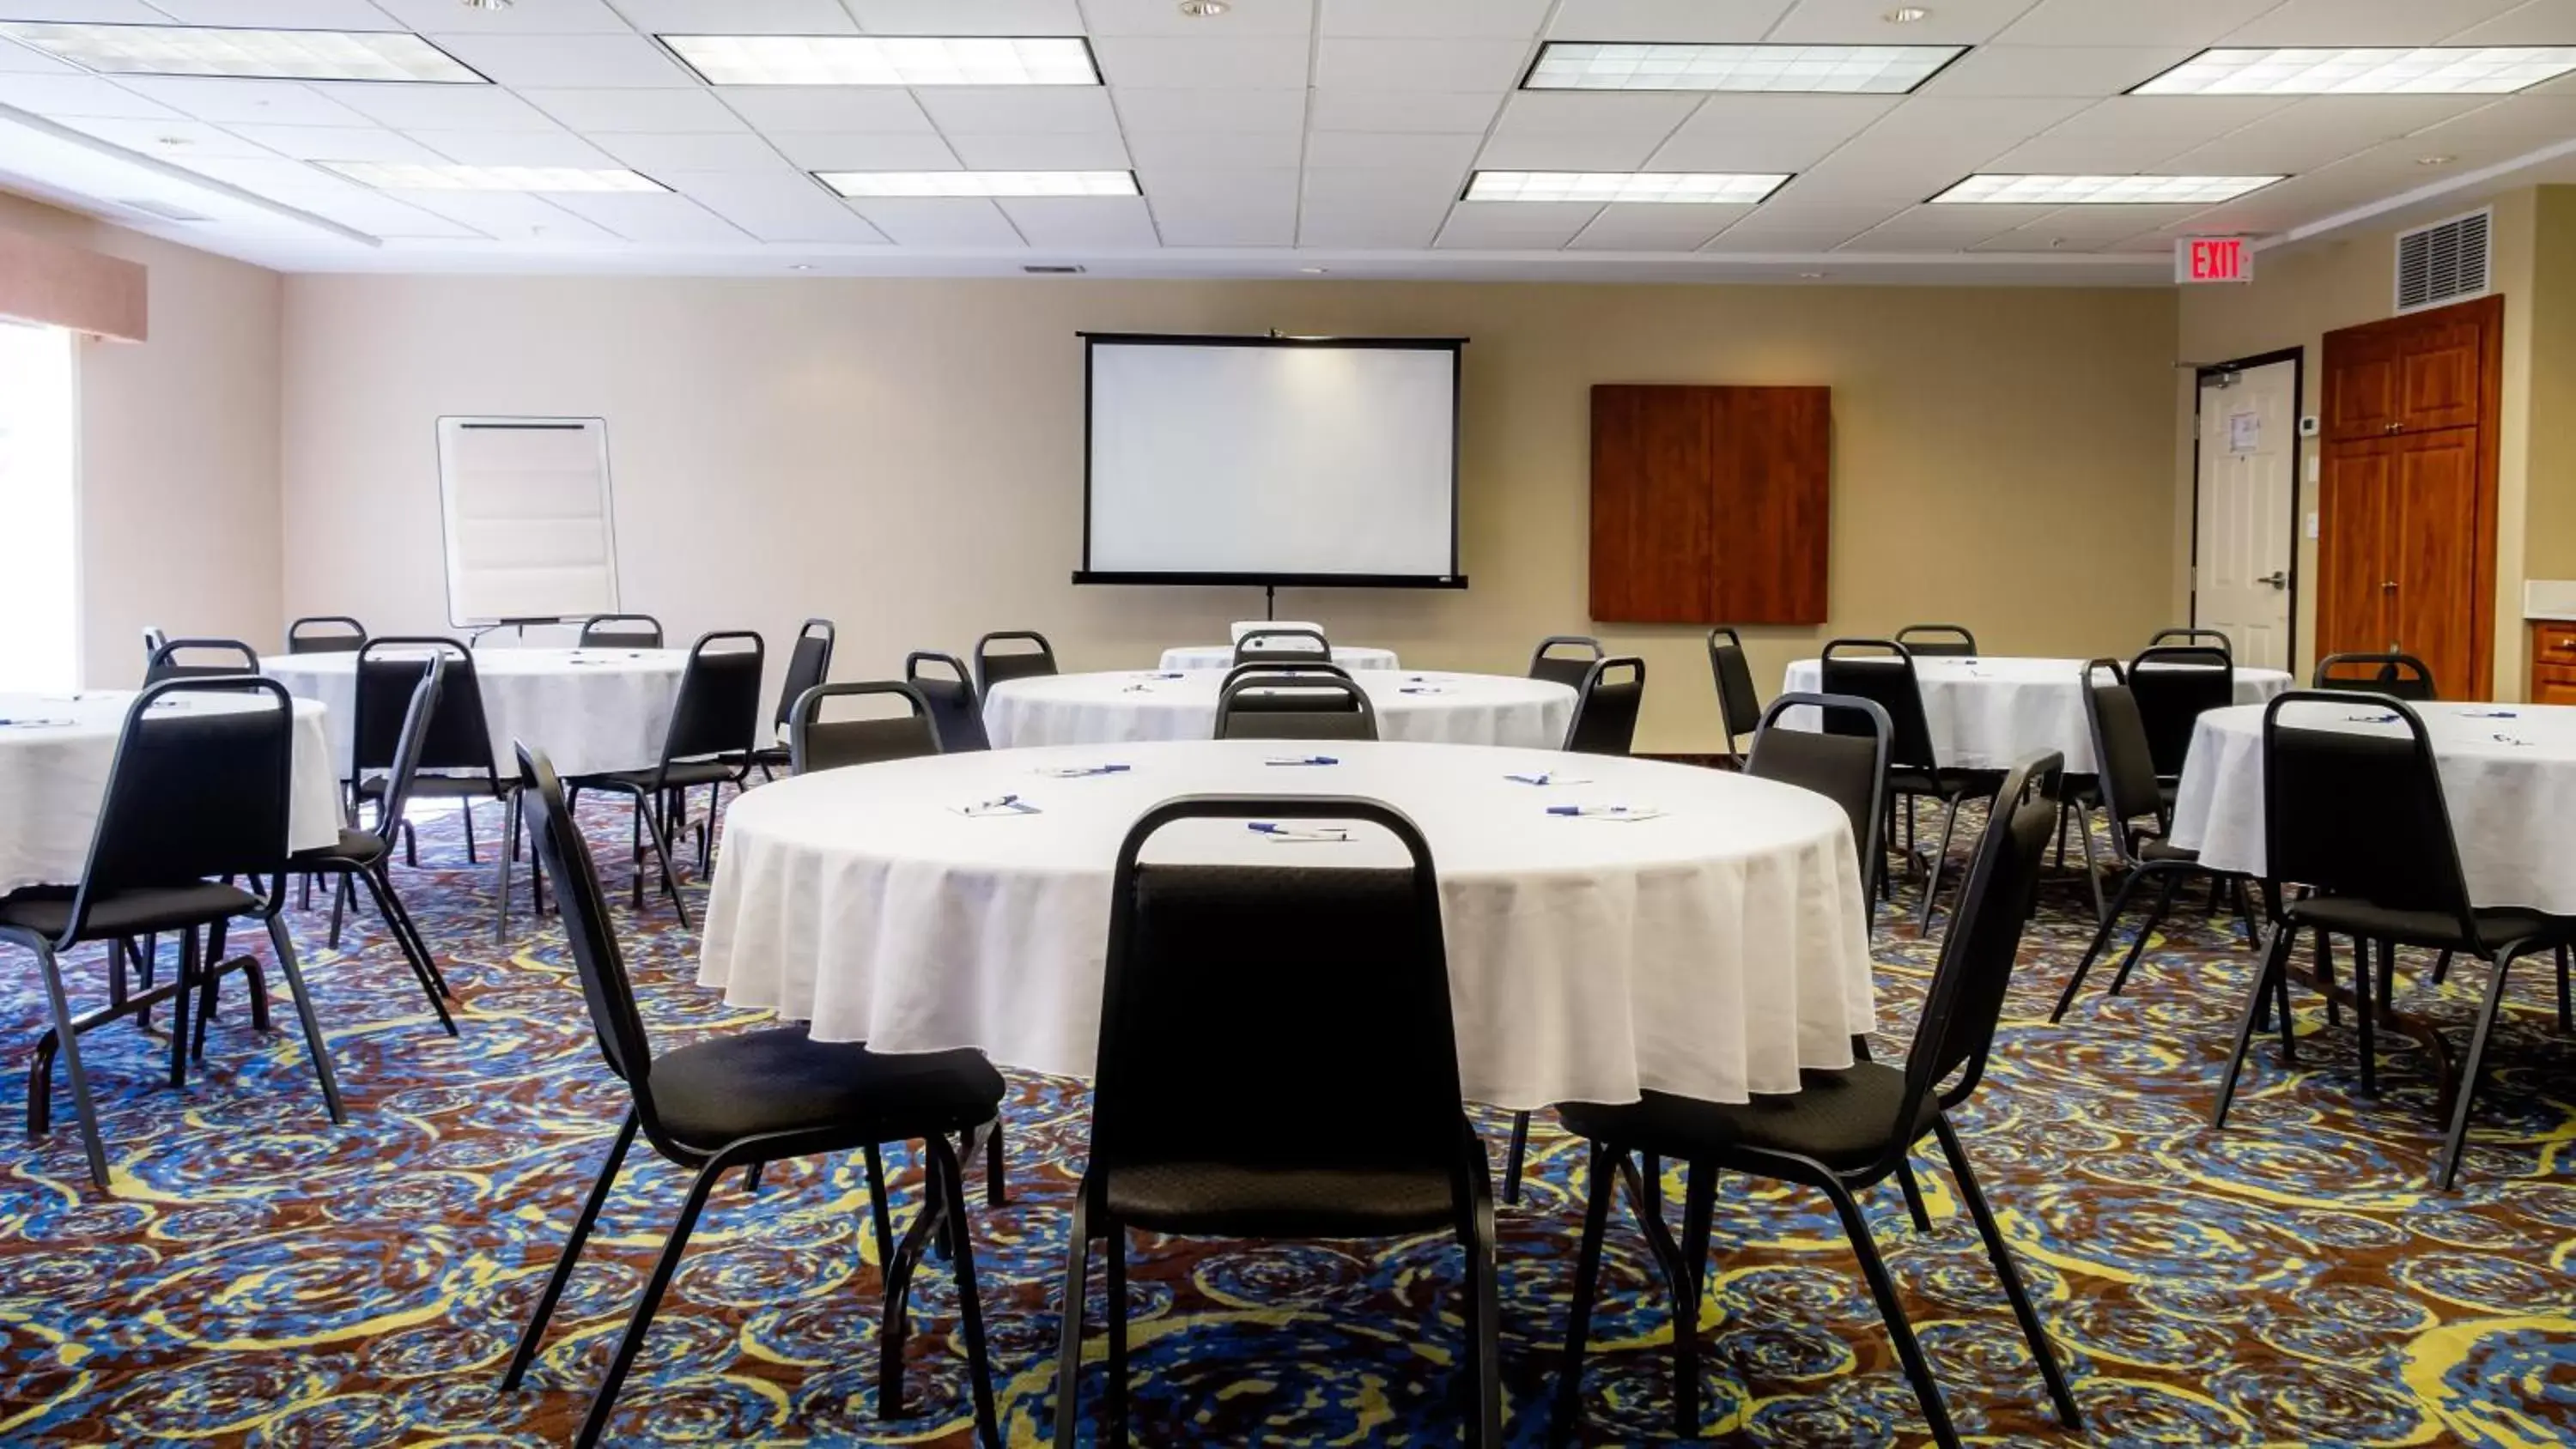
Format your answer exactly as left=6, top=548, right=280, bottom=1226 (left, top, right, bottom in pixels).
left=974, top=630, right=1057, bottom=696
left=1550, top=755, right=2081, bottom=1448
left=1563, top=657, right=1645, bottom=755
left=501, top=745, right=1005, bottom=1449
left=0, top=678, right=343, bottom=1189
left=1214, top=668, right=1377, bottom=742
left=2212, top=693, right=2576, bottom=1189
left=753, top=618, right=835, bottom=779
left=2129, top=644, right=2235, bottom=783
left=1230, top=627, right=1332, bottom=668
left=1820, top=639, right=1997, bottom=931
left=286, top=615, right=365, bottom=653
left=565, top=632, right=764, bottom=927
left=2314, top=651, right=2437, bottom=701
left=1894, top=623, right=1978, bottom=657
left=290, top=656, right=458, bottom=1036
left=789, top=682, right=939, bottom=773
left=145, top=637, right=258, bottom=682
left=350, top=638, right=510, bottom=877
left=1528, top=634, right=1604, bottom=691
left=2150, top=627, right=2233, bottom=655
left=578, top=614, right=664, bottom=650
left=1706, top=627, right=1764, bottom=767
left=140, top=626, right=167, bottom=663
left=2050, top=660, right=2251, bottom=1022
left=1050, top=797, right=1498, bottom=1447
left=906, top=651, right=992, bottom=753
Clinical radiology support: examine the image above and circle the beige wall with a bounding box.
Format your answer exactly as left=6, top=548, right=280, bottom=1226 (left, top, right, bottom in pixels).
left=279, top=275, right=2180, bottom=753
left=2524, top=186, right=2576, bottom=586
left=0, top=192, right=282, bottom=688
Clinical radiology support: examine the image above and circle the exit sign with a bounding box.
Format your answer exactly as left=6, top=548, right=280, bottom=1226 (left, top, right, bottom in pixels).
left=2178, top=235, right=2252, bottom=283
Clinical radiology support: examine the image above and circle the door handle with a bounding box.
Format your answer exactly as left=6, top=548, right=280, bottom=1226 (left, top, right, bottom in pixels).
left=2382, top=579, right=2398, bottom=592
left=2257, top=571, right=2287, bottom=588
left=2385, top=421, right=2403, bottom=433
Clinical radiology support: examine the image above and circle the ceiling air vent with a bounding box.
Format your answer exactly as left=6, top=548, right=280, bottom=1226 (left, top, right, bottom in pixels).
left=1024, top=264, right=1084, bottom=274
left=2395, top=207, right=2490, bottom=313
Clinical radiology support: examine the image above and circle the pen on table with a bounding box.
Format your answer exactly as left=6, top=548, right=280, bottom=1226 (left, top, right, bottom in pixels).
left=1265, top=755, right=1340, bottom=766
left=1546, top=804, right=1649, bottom=817
left=1247, top=822, right=1349, bottom=840
left=969, top=793, right=1024, bottom=811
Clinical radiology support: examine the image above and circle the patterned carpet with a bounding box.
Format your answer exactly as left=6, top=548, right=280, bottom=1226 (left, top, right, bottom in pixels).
left=1, top=792, right=2571, bottom=1446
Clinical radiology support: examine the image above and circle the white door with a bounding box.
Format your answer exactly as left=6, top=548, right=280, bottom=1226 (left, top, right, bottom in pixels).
left=2195, top=359, right=2297, bottom=672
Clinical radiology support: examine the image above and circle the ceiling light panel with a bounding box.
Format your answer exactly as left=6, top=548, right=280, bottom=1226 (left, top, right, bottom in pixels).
left=1930, top=173, right=2282, bottom=204
left=0, top=23, right=481, bottom=83
left=1524, top=43, right=1962, bottom=94
left=2134, top=47, right=2576, bottom=96
left=661, top=35, right=1099, bottom=87
left=1466, top=172, right=1792, bottom=203
left=325, top=161, right=666, bottom=193
left=816, top=170, right=1139, bottom=197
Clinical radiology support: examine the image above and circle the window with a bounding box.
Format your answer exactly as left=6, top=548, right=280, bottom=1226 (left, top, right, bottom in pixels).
left=0, top=321, right=76, bottom=692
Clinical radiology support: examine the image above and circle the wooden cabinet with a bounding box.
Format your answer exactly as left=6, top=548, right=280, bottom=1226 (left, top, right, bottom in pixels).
left=2324, top=314, right=2486, bottom=442
left=1589, top=384, right=1830, bottom=624
left=2533, top=620, right=2576, bottom=705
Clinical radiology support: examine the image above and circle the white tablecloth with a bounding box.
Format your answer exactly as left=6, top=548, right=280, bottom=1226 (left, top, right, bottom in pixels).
left=266, top=646, right=689, bottom=779
left=0, top=691, right=341, bottom=894
left=984, top=670, right=1575, bottom=750
left=2168, top=700, right=2576, bottom=914
left=698, top=740, right=1874, bottom=1109
left=1158, top=645, right=1401, bottom=672
left=1781, top=655, right=2293, bottom=773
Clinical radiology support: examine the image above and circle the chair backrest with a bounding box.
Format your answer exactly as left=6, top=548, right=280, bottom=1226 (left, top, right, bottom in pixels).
left=658, top=631, right=766, bottom=770
left=789, top=682, right=940, bottom=773
left=1562, top=657, right=1646, bottom=755
left=1086, top=796, right=1463, bottom=1192
left=1747, top=692, right=1890, bottom=893
left=2127, top=644, right=2233, bottom=778
left=1232, top=627, right=1332, bottom=668
left=57, top=677, right=297, bottom=943
left=580, top=614, right=664, bottom=650
left=286, top=615, right=366, bottom=654
left=770, top=618, right=836, bottom=733
left=354, top=637, right=500, bottom=782
left=1895, top=623, right=1978, bottom=657
left=2259, top=691, right=2477, bottom=936
left=905, top=651, right=991, bottom=753
left=145, top=637, right=259, bottom=683
left=519, top=744, right=658, bottom=1100
left=2150, top=627, right=2232, bottom=656
left=372, top=655, right=448, bottom=834
left=2080, top=658, right=2167, bottom=846
left=1818, top=639, right=1939, bottom=772
left=2313, top=651, right=2438, bottom=702
left=141, top=626, right=167, bottom=662
left=1215, top=670, right=1378, bottom=742
left=1707, top=627, right=1763, bottom=747
left=974, top=629, right=1058, bottom=695
left=1219, top=660, right=1353, bottom=693
left=1528, top=634, right=1604, bottom=690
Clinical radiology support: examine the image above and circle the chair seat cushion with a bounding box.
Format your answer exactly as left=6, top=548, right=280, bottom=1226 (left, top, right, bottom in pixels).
left=1104, top=1161, right=1459, bottom=1238
left=1556, top=1062, right=1935, bottom=1172
left=290, top=828, right=387, bottom=869
left=2286, top=898, right=2568, bottom=955
left=647, top=1027, right=1003, bottom=1155
left=359, top=773, right=502, bottom=800
left=583, top=759, right=743, bottom=791
left=0, top=882, right=261, bottom=941
left=2138, top=837, right=2200, bottom=864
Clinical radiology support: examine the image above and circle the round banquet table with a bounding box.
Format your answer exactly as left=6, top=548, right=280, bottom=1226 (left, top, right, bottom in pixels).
left=1780, top=655, right=2294, bottom=773
left=698, top=739, right=1875, bottom=1110
left=983, top=670, right=1574, bottom=750
left=1157, top=644, right=1401, bottom=672
left=0, top=691, right=341, bottom=894
left=265, top=646, right=689, bottom=779
left=2167, top=700, right=2576, bottom=915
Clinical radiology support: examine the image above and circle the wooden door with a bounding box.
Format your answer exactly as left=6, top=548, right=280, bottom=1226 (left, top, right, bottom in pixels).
left=2386, top=427, right=2480, bottom=697
left=2317, top=439, right=2391, bottom=658
left=2324, top=331, right=2402, bottom=443
left=2397, top=317, right=2485, bottom=433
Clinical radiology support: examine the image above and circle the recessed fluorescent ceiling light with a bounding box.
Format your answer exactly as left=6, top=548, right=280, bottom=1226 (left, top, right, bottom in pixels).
left=662, top=34, right=1098, bottom=86
left=1467, top=171, right=1790, bottom=203
left=0, top=22, right=480, bottom=82
left=817, top=170, right=1138, bottom=197
left=1524, top=42, right=1960, bottom=93
left=2135, top=46, right=2576, bottom=94
left=1931, top=173, right=2282, bottom=204
left=325, top=161, right=665, bottom=192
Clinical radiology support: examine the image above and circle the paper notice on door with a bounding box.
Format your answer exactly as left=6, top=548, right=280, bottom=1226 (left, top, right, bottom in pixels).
left=2228, top=410, right=2260, bottom=452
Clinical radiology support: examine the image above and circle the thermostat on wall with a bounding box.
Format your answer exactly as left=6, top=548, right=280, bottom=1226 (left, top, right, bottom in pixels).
left=2298, top=415, right=2319, bottom=437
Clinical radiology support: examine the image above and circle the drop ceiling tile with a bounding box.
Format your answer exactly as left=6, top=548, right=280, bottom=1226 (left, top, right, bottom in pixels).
left=285, top=190, right=483, bottom=237
left=1699, top=201, right=1893, bottom=251
left=1143, top=169, right=1299, bottom=244
left=1091, top=36, right=1312, bottom=89
left=1773, top=95, right=2091, bottom=203
left=843, top=0, right=1086, bottom=33
left=999, top=195, right=1158, bottom=246
left=661, top=170, right=887, bottom=239
left=410, top=129, right=619, bottom=167
left=607, top=0, right=859, bottom=32
left=1838, top=203, right=2057, bottom=249
left=1297, top=197, right=1453, bottom=246
left=1475, top=130, right=1670, bottom=170
left=225, top=122, right=444, bottom=161
left=1435, top=200, right=1601, bottom=248
left=373, top=188, right=621, bottom=240
left=1303, top=164, right=1471, bottom=205
left=1922, top=45, right=2193, bottom=98
left=1698, top=222, right=1877, bottom=251
left=2160, top=95, right=2497, bottom=173
left=1305, top=130, right=1481, bottom=170
left=1967, top=201, right=2207, bottom=249
left=946, top=130, right=1132, bottom=167
left=914, top=87, right=1120, bottom=134
left=842, top=197, right=1024, bottom=245
left=0, top=74, right=181, bottom=118
left=1984, top=95, right=2294, bottom=173
left=1566, top=201, right=1751, bottom=249
left=144, top=0, right=397, bottom=23
left=424, top=33, right=695, bottom=89
left=374, top=0, right=634, bottom=33
left=1768, top=0, right=2041, bottom=45
left=1320, top=0, right=1554, bottom=39
left=311, top=82, right=563, bottom=130
left=1309, top=88, right=1504, bottom=133
left=544, top=191, right=752, bottom=242
left=0, top=38, right=80, bottom=73
left=1112, top=87, right=1306, bottom=132
left=161, top=154, right=356, bottom=194
left=1546, top=0, right=1793, bottom=43
left=589, top=130, right=790, bottom=172
left=520, top=88, right=750, bottom=132
left=1315, top=38, right=1534, bottom=91
left=0, top=1, right=179, bottom=21
left=1996, top=0, right=2281, bottom=48
left=2449, top=0, right=2576, bottom=45
left=1125, top=129, right=1304, bottom=168
left=2403, top=95, right=2576, bottom=161
left=711, top=86, right=934, bottom=131
left=58, top=115, right=274, bottom=157
left=1492, top=90, right=1701, bottom=138
left=1649, top=94, right=1899, bottom=170
left=1079, top=0, right=1311, bottom=36
left=768, top=130, right=960, bottom=169
left=2220, top=0, right=2525, bottom=47
left=112, top=77, right=370, bottom=126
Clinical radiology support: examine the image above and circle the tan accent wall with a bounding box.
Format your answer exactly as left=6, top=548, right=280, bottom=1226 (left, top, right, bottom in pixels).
left=279, top=274, right=2180, bottom=754
left=0, top=222, right=145, bottom=341
left=2524, top=186, right=2576, bottom=588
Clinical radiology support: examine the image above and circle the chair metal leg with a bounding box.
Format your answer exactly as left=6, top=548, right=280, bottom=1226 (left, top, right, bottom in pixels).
left=166, top=928, right=196, bottom=1091
left=1917, top=793, right=1963, bottom=933
left=459, top=797, right=478, bottom=864
left=862, top=1142, right=895, bottom=1267
left=327, top=873, right=350, bottom=949
left=2557, top=945, right=2571, bottom=1034
left=1050, top=1195, right=1095, bottom=1449
left=573, top=1155, right=727, bottom=1449
left=880, top=1135, right=950, bottom=1422
left=2353, top=937, right=2379, bottom=1098
left=2316, top=931, right=2342, bottom=1028
left=2433, top=948, right=2454, bottom=985
left=2213, top=921, right=2292, bottom=1130
left=1503, top=1109, right=1530, bottom=1204
left=2051, top=865, right=2150, bottom=1022
left=1823, top=1175, right=1960, bottom=1449
left=494, top=787, right=519, bottom=946
left=636, top=791, right=691, bottom=928
left=923, top=1134, right=1002, bottom=1449
left=22, top=938, right=112, bottom=1188
left=1893, top=1159, right=1934, bottom=1233
left=264, top=913, right=344, bottom=1125
left=1550, top=1141, right=1618, bottom=1446
left=373, top=865, right=453, bottom=1002
left=1931, top=1117, right=2081, bottom=1428
left=1670, top=1160, right=1716, bottom=1438
left=983, top=1119, right=1007, bottom=1207
left=2104, top=871, right=2184, bottom=1001
left=1458, top=1143, right=1503, bottom=1449
left=357, top=869, right=456, bottom=1035
left=501, top=1110, right=636, bottom=1390
left=2073, top=797, right=2107, bottom=925
left=1103, top=1221, right=1129, bottom=1446
left=2437, top=949, right=2520, bottom=1191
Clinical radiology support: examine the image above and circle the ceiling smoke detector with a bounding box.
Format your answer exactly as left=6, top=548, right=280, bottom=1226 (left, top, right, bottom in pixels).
left=1178, top=0, right=1230, bottom=15
left=461, top=0, right=515, bottom=9
left=1884, top=6, right=1931, bottom=21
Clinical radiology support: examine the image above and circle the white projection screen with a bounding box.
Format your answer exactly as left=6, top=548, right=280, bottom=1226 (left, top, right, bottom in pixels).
left=1077, top=335, right=1467, bottom=587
